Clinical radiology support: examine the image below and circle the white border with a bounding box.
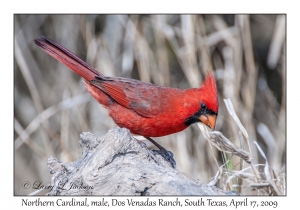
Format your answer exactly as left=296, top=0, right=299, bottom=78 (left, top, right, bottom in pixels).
left=2, top=0, right=296, bottom=208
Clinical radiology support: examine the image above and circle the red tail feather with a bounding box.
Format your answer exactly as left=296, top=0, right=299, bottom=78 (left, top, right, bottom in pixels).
left=34, top=37, right=103, bottom=80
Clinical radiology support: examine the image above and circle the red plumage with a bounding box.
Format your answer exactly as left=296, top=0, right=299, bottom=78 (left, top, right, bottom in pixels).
left=34, top=37, right=219, bottom=138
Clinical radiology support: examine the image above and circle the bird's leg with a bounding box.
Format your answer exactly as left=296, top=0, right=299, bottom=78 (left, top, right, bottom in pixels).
left=145, top=137, right=164, bottom=150
left=145, top=137, right=176, bottom=168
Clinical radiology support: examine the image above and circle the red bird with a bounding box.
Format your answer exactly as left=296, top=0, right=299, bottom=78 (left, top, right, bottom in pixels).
left=34, top=37, right=218, bottom=148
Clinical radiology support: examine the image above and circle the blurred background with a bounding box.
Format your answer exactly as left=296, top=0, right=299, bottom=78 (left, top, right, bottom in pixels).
left=14, top=14, right=286, bottom=195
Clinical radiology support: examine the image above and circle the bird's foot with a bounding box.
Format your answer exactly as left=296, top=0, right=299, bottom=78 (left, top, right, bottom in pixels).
left=146, top=137, right=176, bottom=169
left=152, top=148, right=176, bottom=169
left=134, top=137, right=176, bottom=168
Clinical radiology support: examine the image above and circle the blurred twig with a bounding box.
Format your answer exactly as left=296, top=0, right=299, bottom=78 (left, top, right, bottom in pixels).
left=15, top=93, right=91, bottom=151
left=267, top=15, right=286, bottom=69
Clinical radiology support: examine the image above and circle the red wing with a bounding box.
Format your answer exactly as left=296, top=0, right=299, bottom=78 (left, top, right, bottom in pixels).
left=90, top=77, right=162, bottom=117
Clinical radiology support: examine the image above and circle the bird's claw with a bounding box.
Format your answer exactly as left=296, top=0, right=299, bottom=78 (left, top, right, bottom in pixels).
left=152, top=148, right=176, bottom=169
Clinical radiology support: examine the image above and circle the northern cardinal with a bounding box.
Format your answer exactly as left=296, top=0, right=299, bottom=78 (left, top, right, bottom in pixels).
left=34, top=37, right=218, bottom=149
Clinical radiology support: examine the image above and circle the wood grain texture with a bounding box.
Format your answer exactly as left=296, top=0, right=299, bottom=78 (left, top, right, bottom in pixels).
left=47, top=128, right=238, bottom=196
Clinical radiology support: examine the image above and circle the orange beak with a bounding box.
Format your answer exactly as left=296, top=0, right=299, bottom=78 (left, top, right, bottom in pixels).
left=199, top=114, right=217, bottom=130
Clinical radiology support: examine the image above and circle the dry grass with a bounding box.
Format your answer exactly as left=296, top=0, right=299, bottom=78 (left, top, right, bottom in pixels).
left=199, top=99, right=285, bottom=195
left=14, top=14, right=285, bottom=195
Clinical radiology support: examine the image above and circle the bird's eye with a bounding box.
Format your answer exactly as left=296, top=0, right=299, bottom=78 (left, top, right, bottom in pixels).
left=201, top=103, right=207, bottom=110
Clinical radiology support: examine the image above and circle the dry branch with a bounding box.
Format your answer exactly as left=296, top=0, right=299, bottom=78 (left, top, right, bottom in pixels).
left=47, top=128, right=239, bottom=196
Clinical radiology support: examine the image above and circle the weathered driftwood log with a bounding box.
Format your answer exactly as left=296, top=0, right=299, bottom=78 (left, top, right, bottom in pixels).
left=47, top=128, right=238, bottom=196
